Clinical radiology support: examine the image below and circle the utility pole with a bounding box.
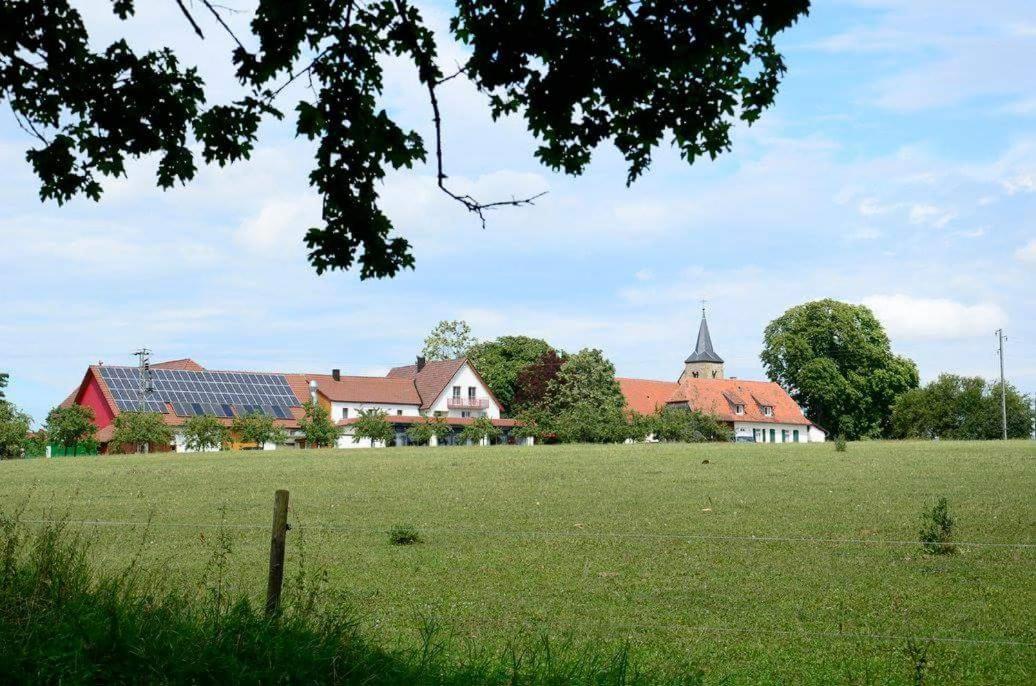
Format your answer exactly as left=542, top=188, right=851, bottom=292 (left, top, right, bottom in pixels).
left=995, top=330, right=1007, bottom=440
left=132, top=348, right=153, bottom=453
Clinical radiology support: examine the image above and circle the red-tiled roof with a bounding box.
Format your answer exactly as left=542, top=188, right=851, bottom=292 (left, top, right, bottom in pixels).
left=308, top=374, right=421, bottom=405
left=152, top=358, right=205, bottom=371
left=616, top=378, right=679, bottom=415
left=387, top=358, right=467, bottom=410
left=669, top=378, right=810, bottom=425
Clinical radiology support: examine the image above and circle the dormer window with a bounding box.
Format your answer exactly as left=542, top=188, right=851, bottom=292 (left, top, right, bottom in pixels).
left=762, top=406, right=773, bottom=417
left=692, top=371, right=699, bottom=378
left=735, top=404, right=745, bottom=415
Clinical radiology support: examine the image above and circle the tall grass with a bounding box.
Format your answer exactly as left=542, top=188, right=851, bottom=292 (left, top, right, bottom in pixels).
left=0, top=512, right=699, bottom=685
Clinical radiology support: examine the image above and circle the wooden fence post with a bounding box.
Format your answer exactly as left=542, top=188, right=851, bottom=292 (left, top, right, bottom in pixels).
left=266, top=489, right=290, bottom=617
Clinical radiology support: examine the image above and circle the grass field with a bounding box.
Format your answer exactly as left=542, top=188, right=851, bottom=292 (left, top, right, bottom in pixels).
left=2, top=441, right=1034, bottom=684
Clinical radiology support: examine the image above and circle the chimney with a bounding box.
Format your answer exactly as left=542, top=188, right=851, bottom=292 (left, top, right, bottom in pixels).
left=332, top=368, right=341, bottom=381
left=416, top=355, right=426, bottom=372
left=309, top=379, right=318, bottom=403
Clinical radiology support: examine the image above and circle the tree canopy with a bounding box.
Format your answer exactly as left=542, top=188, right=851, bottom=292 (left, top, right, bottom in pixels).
left=298, top=400, right=339, bottom=447
left=761, top=299, right=918, bottom=439
left=109, top=411, right=174, bottom=454
left=2, top=1, right=809, bottom=277
left=0, top=402, right=32, bottom=459
left=350, top=408, right=395, bottom=445
left=467, top=335, right=555, bottom=414
left=231, top=411, right=286, bottom=449
left=45, top=405, right=95, bottom=455
left=890, top=374, right=1033, bottom=440
left=421, top=320, right=476, bottom=361
left=181, top=415, right=230, bottom=451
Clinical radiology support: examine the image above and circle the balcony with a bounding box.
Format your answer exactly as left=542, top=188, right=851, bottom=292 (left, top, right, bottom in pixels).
left=447, top=396, right=490, bottom=409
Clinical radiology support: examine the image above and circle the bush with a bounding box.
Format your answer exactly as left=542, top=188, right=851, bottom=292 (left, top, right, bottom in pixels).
left=919, top=497, right=956, bottom=555
left=834, top=436, right=847, bottom=452
left=388, top=524, right=423, bottom=546
left=652, top=407, right=731, bottom=443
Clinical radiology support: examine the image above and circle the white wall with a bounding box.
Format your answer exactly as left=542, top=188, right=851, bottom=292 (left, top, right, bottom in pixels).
left=329, top=401, right=420, bottom=422
left=425, top=363, right=501, bottom=418
left=337, top=428, right=387, bottom=449
left=733, top=422, right=818, bottom=443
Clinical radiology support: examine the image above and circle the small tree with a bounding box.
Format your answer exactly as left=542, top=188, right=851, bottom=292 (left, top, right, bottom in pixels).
left=405, top=417, right=453, bottom=446
left=421, top=320, right=476, bottom=361
left=351, top=409, right=395, bottom=446
left=109, top=411, right=174, bottom=454
left=458, top=416, right=502, bottom=445
left=231, top=412, right=286, bottom=450
left=181, top=415, right=229, bottom=452
left=45, top=405, right=95, bottom=456
left=919, top=497, right=956, bottom=555
left=298, top=401, right=339, bottom=448
left=0, top=402, right=32, bottom=459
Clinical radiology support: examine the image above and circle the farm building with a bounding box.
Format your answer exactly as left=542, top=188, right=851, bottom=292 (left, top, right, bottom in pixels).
left=618, top=313, right=827, bottom=443
left=59, top=356, right=524, bottom=453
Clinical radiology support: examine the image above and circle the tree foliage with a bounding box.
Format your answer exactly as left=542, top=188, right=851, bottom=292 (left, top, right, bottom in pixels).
left=0, top=402, right=32, bottom=459
left=45, top=405, right=95, bottom=455
left=405, top=417, right=452, bottom=446
left=512, top=349, right=566, bottom=412
left=231, top=411, right=286, bottom=450
left=457, top=416, right=501, bottom=445
left=761, top=299, right=919, bottom=439
left=109, top=412, right=174, bottom=454
left=298, top=401, right=339, bottom=448
left=890, top=375, right=1033, bottom=440
left=2, top=1, right=809, bottom=277
left=0, top=372, right=8, bottom=400
left=181, top=415, right=229, bottom=452
left=467, top=336, right=555, bottom=414
left=351, top=409, right=395, bottom=445
left=421, top=320, right=476, bottom=361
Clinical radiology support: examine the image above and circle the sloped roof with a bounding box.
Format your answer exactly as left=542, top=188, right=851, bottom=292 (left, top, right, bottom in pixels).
left=338, top=415, right=518, bottom=428
left=152, top=358, right=205, bottom=371
left=616, top=378, right=679, bottom=415
left=685, top=316, right=723, bottom=364
left=307, top=374, right=421, bottom=405
left=669, top=378, right=810, bottom=425
left=387, top=357, right=467, bottom=410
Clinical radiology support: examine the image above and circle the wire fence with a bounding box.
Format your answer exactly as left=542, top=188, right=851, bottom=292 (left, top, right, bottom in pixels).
left=21, top=517, right=1036, bottom=550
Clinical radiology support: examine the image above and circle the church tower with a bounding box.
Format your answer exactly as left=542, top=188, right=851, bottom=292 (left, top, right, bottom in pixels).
left=679, top=309, right=724, bottom=382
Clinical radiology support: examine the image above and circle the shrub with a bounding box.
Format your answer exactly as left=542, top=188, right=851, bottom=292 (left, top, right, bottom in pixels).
left=352, top=409, right=395, bottom=445
left=388, top=524, right=423, bottom=546
left=653, top=407, right=731, bottom=443
left=919, top=497, right=956, bottom=555
left=834, top=436, right=847, bottom=452
left=181, top=415, right=229, bottom=452
left=457, top=416, right=502, bottom=445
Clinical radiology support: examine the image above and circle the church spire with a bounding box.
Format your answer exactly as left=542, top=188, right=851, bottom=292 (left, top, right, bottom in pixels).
left=680, top=309, right=724, bottom=381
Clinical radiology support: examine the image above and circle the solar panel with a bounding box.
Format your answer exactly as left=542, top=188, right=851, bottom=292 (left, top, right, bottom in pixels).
left=99, top=366, right=300, bottom=417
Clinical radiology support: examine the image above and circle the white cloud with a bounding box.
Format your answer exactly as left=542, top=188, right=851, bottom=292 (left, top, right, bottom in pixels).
left=1003, top=173, right=1036, bottom=194
left=862, top=294, right=1007, bottom=341
left=1015, top=239, right=1036, bottom=264
left=908, top=203, right=956, bottom=228
left=235, top=196, right=320, bottom=253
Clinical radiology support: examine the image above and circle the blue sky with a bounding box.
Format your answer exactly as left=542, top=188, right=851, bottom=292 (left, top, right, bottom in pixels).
left=2, top=0, right=1035, bottom=423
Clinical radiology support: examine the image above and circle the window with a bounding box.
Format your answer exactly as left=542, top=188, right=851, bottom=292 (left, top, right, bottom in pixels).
left=711, top=371, right=718, bottom=378
left=452, top=385, right=461, bottom=398
left=396, top=410, right=403, bottom=416
left=433, top=410, right=446, bottom=418
left=692, top=371, right=699, bottom=378
left=341, top=408, right=348, bottom=419
left=461, top=411, right=470, bottom=418
left=782, top=430, right=789, bottom=442
left=793, top=429, right=800, bottom=442
left=735, top=404, right=745, bottom=415
left=763, top=406, right=773, bottom=417
left=468, top=386, right=476, bottom=400
left=753, top=428, right=760, bottom=442
left=769, top=428, right=776, bottom=442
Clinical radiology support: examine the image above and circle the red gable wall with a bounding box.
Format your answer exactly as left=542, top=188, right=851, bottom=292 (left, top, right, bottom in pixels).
left=77, top=373, right=116, bottom=429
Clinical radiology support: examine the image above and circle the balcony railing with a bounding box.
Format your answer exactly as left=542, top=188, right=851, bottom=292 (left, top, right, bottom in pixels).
left=447, top=396, right=490, bottom=409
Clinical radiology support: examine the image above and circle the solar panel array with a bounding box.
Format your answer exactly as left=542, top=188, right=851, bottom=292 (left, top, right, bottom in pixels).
left=98, top=366, right=300, bottom=419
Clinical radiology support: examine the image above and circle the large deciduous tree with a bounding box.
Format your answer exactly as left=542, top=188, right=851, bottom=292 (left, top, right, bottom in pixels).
left=540, top=348, right=630, bottom=443
left=2, top=1, right=810, bottom=277
left=45, top=405, right=95, bottom=456
left=421, top=320, right=476, bottom=361
left=467, top=335, right=554, bottom=414
left=512, top=349, right=565, bottom=412
left=761, top=299, right=919, bottom=439
left=890, top=375, right=1033, bottom=440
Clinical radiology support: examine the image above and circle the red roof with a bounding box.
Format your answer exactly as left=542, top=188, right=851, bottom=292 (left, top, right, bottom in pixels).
left=619, top=376, right=811, bottom=426
left=306, top=374, right=421, bottom=405
left=616, top=378, right=679, bottom=415
left=151, top=358, right=205, bottom=371
left=387, top=358, right=467, bottom=410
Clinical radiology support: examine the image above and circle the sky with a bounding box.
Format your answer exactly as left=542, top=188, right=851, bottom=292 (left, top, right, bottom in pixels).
left=2, top=0, right=1035, bottom=424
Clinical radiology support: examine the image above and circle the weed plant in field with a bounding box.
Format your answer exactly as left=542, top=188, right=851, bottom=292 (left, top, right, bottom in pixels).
left=919, top=497, right=956, bottom=555
left=389, top=524, right=423, bottom=546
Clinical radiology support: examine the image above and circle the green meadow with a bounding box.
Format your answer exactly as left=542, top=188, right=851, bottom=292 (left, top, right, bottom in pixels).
left=2, top=441, right=1034, bottom=684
